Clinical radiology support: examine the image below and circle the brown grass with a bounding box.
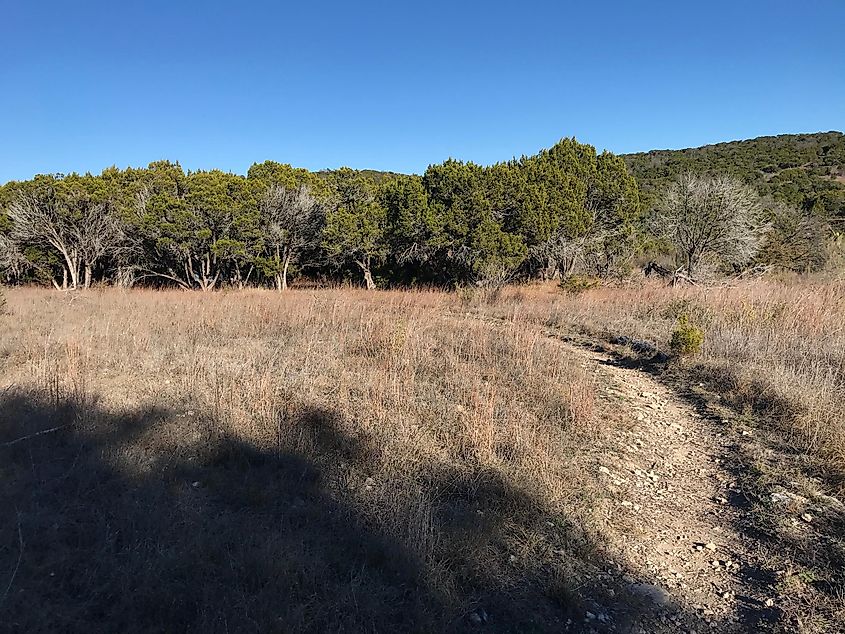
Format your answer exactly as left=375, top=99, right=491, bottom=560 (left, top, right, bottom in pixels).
left=3, top=279, right=842, bottom=631
left=470, top=278, right=845, bottom=491
left=0, top=287, right=620, bottom=632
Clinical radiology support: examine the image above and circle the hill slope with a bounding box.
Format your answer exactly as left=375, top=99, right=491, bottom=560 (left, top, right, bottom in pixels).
left=623, top=131, right=845, bottom=219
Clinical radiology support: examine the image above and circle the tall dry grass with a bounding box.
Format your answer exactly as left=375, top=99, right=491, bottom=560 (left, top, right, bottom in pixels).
left=0, top=287, right=613, bottom=632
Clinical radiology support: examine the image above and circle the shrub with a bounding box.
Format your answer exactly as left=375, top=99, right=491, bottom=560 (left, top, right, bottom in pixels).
left=559, top=275, right=600, bottom=295
left=669, top=315, right=704, bottom=356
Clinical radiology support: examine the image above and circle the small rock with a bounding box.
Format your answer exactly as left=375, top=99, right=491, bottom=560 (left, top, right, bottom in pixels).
left=705, top=542, right=717, bottom=552
left=765, top=598, right=775, bottom=607
left=599, top=465, right=611, bottom=475
left=801, top=513, right=813, bottom=522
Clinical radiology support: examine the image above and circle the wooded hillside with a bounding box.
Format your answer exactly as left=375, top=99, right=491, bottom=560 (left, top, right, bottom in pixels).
left=624, top=131, right=845, bottom=220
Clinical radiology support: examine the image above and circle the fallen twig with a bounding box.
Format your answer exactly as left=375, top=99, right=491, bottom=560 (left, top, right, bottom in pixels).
left=1, top=423, right=73, bottom=448
left=0, top=514, right=23, bottom=605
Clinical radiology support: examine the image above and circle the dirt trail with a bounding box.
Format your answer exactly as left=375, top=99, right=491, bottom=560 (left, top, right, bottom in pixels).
left=559, top=336, right=779, bottom=632
left=452, top=311, right=839, bottom=632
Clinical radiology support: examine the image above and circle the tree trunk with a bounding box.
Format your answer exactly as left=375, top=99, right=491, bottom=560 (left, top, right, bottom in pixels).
left=282, top=252, right=291, bottom=291
left=541, top=256, right=559, bottom=281
left=60, top=254, right=79, bottom=289
left=356, top=258, right=376, bottom=290
left=84, top=264, right=92, bottom=289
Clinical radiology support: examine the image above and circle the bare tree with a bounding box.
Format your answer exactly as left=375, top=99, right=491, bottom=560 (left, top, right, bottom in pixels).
left=74, top=199, right=130, bottom=288
left=0, top=233, right=27, bottom=284
left=7, top=187, right=128, bottom=289
left=8, top=188, right=81, bottom=289
left=530, top=230, right=589, bottom=279
left=260, top=184, right=322, bottom=291
left=654, top=173, right=769, bottom=279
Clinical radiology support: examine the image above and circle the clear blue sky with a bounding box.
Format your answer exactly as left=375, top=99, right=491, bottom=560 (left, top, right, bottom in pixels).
left=2, top=0, right=843, bottom=182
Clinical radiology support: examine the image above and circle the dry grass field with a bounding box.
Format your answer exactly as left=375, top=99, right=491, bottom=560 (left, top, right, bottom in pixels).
left=1, top=280, right=843, bottom=632
left=0, top=287, right=615, bottom=633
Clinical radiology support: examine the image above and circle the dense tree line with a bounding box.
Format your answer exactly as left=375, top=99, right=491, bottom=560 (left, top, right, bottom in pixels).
left=1, top=134, right=840, bottom=290
left=0, top=139, right=640, bottom=289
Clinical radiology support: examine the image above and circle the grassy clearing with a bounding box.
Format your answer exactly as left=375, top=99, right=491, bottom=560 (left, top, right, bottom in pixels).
left=0, top=288, right=625, bottom=632
left=2, top=280, right=843, bottom=632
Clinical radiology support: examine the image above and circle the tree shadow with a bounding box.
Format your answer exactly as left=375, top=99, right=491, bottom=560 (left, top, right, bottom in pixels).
left=0, top=388, right=732, bottom=633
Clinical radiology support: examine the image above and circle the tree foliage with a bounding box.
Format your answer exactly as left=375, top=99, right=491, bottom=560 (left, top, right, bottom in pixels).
left=0, top=132, right=838, bottom=289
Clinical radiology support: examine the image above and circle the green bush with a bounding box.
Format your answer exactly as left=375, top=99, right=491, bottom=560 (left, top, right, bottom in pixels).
left=670, top=315, right=704, bottom=356
left=559, top=275, right=600, bottom=295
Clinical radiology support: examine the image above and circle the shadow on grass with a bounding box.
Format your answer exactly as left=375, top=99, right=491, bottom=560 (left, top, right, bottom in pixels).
left=1, top=388, right=727, bottom=633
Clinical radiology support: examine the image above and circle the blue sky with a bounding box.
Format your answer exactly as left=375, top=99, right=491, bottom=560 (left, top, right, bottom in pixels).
left=1, top=0, right=842, bottom=182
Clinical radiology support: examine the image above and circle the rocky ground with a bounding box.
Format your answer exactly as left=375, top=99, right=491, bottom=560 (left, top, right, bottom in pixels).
left=554, top=332, right=845, bottom=633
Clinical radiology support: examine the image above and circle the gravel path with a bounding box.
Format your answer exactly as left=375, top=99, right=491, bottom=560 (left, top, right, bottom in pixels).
left=571, top=339, right=779, bottom=632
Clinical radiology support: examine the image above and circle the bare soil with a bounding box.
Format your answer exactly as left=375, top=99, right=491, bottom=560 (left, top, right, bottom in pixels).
left=531, top=327, right=845, bottom=633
